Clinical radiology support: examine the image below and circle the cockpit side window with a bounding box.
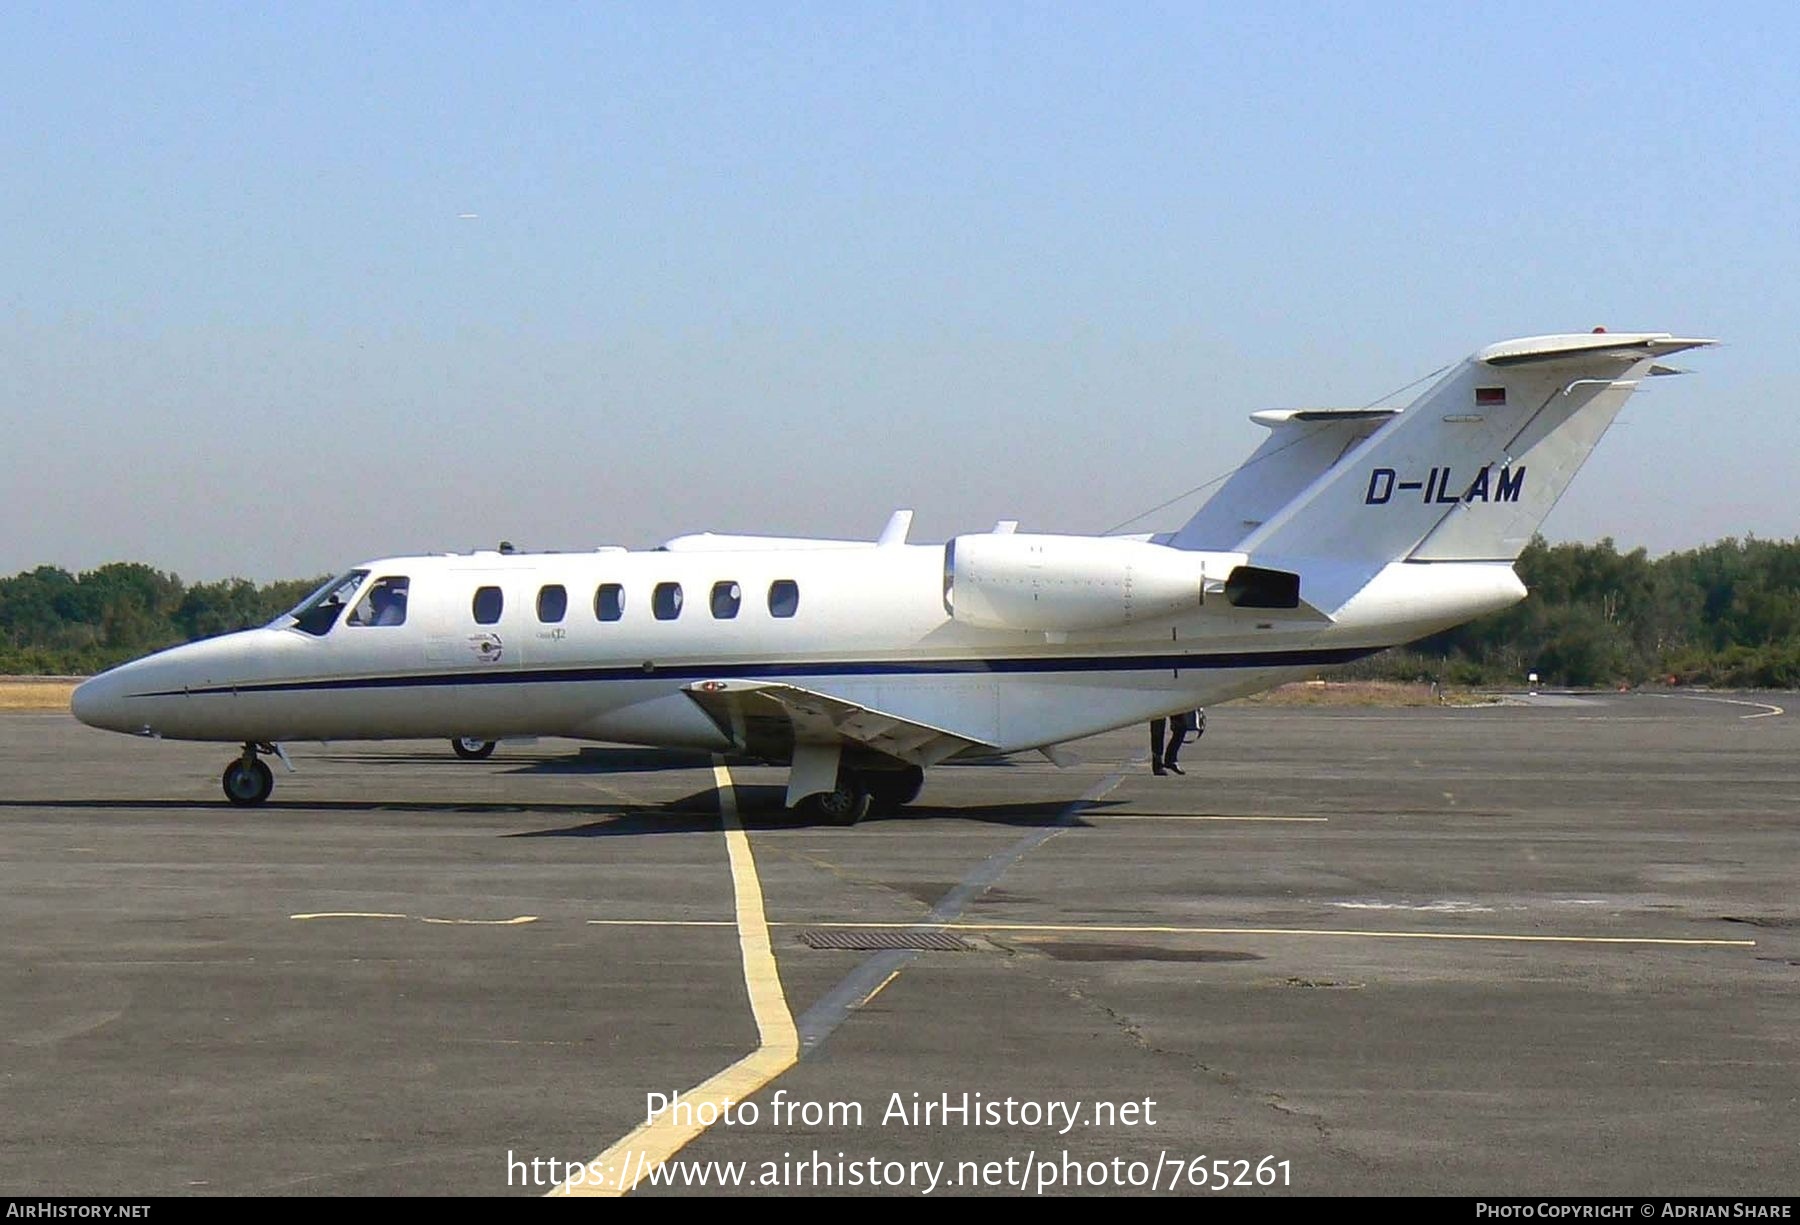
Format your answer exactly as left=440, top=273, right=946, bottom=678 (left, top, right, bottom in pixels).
left=286, top=570, right=368, bottom=637
left=348, top=576, right=411, bottom=627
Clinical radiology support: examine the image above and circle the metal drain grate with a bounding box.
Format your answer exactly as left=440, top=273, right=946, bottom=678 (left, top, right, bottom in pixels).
left=799, top=928, right=974, bottom=952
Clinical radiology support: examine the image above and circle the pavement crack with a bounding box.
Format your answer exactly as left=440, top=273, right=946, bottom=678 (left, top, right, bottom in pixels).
left=762, top=845, right=935, bottom=915
left=1264, top=1090, right=1332, bottom=1141
left=1002, top=954, right=1363, bottom=1158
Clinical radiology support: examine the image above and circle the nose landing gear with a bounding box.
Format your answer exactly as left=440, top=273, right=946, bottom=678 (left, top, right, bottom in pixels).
left=451, top=737, right=498, bottom=760
left=221, top=744, right=276, bottom=806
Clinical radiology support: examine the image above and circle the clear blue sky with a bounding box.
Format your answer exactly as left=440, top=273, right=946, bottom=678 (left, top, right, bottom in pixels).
left=3, top=3, right=1794, bottom=580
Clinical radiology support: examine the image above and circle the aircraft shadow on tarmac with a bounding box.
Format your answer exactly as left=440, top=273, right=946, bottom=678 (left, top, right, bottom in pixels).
left=0, top=789, right=1115, bottom=833
left=306, top=745, right=716, bottom=772
left=312, top=746, right=1033, bottom=774
left=509, top=786, right=1118, bottom=836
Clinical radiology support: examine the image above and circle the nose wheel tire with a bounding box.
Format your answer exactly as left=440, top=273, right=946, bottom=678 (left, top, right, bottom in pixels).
left=222, top=758, right=274, bottom=806
left=452, top=738, right=498, bottom=760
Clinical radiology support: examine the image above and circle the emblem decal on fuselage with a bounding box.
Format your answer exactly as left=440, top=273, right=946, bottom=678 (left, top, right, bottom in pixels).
left=469, top=633, right=504, bottom=663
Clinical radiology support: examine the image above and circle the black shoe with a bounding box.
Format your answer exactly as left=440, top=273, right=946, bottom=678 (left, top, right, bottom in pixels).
left=1151, top=763, right=1167, bottom=776
left=1163, top=761, right=1184, bottom=775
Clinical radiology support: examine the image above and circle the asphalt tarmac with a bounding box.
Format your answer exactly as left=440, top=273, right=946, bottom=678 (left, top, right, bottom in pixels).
left=1, top=691, right=1794, bottom=1196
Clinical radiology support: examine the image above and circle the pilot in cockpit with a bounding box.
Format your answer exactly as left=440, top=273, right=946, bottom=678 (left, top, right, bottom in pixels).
left=350, top=578, right=409, bottom=627
left=370, top=582, right=407, bottom=626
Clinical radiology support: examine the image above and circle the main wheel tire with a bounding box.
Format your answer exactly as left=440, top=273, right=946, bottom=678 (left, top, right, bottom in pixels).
left=452, top=738, right=498, bottom=760
left=222, top=758, right=274, bottom=806
left=864, top=765, right=925, bottom=813
left=804, top=779, right=873, bottom=826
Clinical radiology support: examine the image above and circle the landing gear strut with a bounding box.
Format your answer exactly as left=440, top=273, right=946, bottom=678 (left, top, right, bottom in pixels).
left=221, top=744, right=275, bottom=806
left=451, top=737, right=498, bottom=760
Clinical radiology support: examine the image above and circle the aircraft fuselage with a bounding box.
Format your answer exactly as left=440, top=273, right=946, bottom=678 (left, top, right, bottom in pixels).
left=69, top=544, right=1519, bottom=756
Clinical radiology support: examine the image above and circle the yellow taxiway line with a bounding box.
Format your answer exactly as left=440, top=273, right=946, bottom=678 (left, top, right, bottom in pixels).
left=586, top=919, right=737, bottom=927
left=1651, top=692, right=1785, bottom=720
left=781, top=920, right=1754, bottom=948
left=420, top=916, right=538, bottom=926
left=290, top=912, right=539, bottom=925
left=551, top=759, right=797, bottom=1197
left=1083, top=814, right=1330, bottom=822
left=584, top=917, right=1754, bottom=948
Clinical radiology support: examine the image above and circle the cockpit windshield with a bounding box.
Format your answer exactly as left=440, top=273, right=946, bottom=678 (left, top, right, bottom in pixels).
left=280, top=570, right=369, bottom=637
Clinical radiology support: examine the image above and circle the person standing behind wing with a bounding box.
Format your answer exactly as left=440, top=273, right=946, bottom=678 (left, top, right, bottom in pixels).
left=1150, top=708, right=1205, bottom=775
left=1149, top=716, right=1169, bottom=775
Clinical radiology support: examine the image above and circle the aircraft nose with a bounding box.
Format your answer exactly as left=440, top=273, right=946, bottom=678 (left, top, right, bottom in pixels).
left=70, top=668, right=131, bottom=732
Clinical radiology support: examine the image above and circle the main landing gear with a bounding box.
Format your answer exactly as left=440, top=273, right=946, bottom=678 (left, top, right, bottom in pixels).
left=451, top=737, right=498, bottom=760
left=800, top=765, right=926, bottom=826
left=221, top=744, right=276, bottom=806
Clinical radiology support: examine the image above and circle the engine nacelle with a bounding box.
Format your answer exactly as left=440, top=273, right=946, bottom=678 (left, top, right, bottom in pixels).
left=943, top=534, right=1247, bottom=632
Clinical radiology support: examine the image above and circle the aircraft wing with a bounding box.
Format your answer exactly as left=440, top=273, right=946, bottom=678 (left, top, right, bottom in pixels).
left=682, top=679, right=997, bottom=766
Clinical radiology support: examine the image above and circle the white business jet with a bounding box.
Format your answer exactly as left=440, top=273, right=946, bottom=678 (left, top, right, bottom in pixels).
left=72, top=331, right=1712, bottom=822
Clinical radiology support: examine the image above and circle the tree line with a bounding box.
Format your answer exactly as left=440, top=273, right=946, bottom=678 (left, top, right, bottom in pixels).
left=1354, top=536, right=1800, bottom=688
left=0, top=564, right=323, bottom=676
left=2, top=536, right=1797, bottom=687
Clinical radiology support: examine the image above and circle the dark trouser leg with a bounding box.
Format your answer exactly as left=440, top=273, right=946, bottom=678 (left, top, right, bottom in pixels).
left=1164, top=713, right=1191, bottom=768
left=1150, top=718, right=1166, bottom=769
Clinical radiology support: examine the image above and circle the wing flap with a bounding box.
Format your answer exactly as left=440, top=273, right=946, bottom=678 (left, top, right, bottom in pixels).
left=684, top=680, right=996, bottom=767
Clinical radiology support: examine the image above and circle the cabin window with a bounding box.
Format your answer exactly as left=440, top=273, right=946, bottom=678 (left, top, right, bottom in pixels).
left=347, top=576, right=411, bottom=627
left=710, top=581, right=742, bottom=619
left=594, top=583, right=625, bottom=622
left=652, top=582, right=684, bottom=620
left=768, top=579, right=799, bottom=618
left=537, top=584, right=568, bottom=623
left=473, top=586, right=504, bottom=625
left=285, top=570, right=367, bottom=636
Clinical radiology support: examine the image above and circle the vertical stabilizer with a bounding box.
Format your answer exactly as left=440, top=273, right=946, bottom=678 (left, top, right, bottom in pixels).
left=1172, top=408, right=1397, bottom=550
left=1229, top=334, right=1713, bottom=597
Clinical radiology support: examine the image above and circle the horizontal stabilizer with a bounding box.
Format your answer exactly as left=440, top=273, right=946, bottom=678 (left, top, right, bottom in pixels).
left=1477, top=333, right=1716, bottom=367
left=1249, top=407, right=1401, bottom=427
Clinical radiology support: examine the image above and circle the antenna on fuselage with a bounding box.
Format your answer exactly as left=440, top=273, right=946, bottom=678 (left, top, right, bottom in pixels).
left=877, top=510, right=914, bottom=547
